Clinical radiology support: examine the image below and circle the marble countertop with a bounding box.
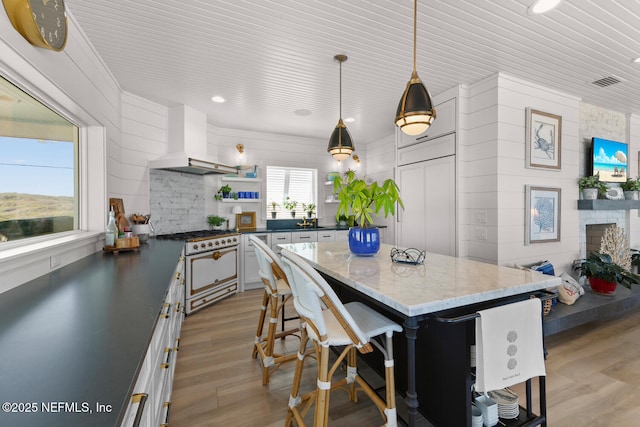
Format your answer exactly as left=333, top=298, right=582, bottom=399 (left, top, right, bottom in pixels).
left=242, top=224, right=386, bottom=234
left=279, top=242, right=560, bottom=317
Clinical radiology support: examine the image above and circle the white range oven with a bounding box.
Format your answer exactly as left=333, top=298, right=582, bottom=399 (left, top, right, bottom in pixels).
left=156, top=230, right=240, bottom=314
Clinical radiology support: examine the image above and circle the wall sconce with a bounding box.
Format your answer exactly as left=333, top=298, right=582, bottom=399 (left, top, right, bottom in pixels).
left=236, top=144, right=244, bottom=160
left=353, top=155, right=361, bottom=168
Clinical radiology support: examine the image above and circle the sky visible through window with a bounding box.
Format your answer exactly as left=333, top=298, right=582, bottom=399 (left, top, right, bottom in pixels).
left=0, top=136, right=74, bottom=197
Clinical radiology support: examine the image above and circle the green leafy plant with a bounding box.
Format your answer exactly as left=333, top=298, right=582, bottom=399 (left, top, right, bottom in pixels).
left=620, top=177, right=640, bottom=191
left=207, top=215, right=227, bottom=227
left=333, top=170, right=404, bottom=228
left=302, top=203, right=316, bottom=215
left=579, top=251, right=640, bottom=289
left=284, top=197, right=297, bottom=211
left=270, top=201, right=279, bottom=211
left=578, top=173, right=607, bottom=195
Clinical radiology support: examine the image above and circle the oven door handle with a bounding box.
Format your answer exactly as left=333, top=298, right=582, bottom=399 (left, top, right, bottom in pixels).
left=212, top=248, right=234, bottom=260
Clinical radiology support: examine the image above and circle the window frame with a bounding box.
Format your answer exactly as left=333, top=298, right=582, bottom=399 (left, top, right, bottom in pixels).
left=265, top=166, right=318, bottom=218
left=0, top=61, right=106, bottom=293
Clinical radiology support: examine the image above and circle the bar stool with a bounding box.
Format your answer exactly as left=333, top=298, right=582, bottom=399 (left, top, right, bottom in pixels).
left=249, top=235, right=301, bottom=385
left=280, top=249, right=402, bottom=427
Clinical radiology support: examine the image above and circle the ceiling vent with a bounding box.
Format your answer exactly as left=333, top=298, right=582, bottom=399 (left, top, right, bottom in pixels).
left=591, top=75, right=623, bottom=87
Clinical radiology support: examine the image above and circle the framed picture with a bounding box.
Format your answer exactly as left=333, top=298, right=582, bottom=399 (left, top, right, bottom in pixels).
left=525, top=108, right=562, bottom=170
left=236, top=211, right=256, bottom=231
left=525, top=185, right=561, bottom=245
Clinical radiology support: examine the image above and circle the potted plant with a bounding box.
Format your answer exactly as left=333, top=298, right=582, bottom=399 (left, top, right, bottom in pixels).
left=284, top=197, right=298, bottom=217
left=270, top=201, right=279, bottom=219
left=219, top=184, right=232, bottom=199
left=302, top=203, right=316, bottom=218
left=578, top=173, right=606, bottom=200
left=334, top=170, right=404, bottom=256
left=620, top=177, right=640, bottom=200
left=579, top=251, right=640, bottom=295
left=207, top=215, right=227, bottom=230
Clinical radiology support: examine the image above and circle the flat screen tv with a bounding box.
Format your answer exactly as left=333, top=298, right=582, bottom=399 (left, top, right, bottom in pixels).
left=591, top=137, right=628, bottom=183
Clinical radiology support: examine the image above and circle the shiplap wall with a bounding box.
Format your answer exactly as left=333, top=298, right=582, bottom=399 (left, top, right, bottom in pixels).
left=120, top=92, right=168, bottom=215
left=208, top=125, right=369, bottom=230
left=364, top=133, right=396, bottom=244
left=461, top=73, right=582, bottom=274
left=460, top=75, right=499, bottom=263
left=459, top=73, right=640, bottom=275
left=0, top=10, right=120, bottom=291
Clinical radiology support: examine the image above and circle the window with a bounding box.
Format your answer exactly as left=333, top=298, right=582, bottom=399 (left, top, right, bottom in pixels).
left=0, top=75, right=79, bottom=243
left=266, top=166, right=317, bottom=218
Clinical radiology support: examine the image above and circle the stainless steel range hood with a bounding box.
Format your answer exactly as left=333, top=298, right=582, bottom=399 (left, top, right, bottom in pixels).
left=149, top=104, right=238, bottom=175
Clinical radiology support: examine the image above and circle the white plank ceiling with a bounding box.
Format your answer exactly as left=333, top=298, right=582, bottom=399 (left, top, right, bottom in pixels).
left=64, top=0, right=640, bottom=143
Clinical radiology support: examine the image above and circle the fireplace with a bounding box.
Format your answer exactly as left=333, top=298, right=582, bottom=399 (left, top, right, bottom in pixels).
left=579, top=210, right=626, bottom=258
left=585, top=223, right=614, bottom=254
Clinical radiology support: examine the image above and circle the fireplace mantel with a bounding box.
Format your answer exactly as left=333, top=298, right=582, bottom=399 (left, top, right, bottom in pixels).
left=578, top=200, right=640, bottom=210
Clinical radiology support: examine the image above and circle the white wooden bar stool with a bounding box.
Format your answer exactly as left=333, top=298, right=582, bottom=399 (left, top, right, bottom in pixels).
left=281, top=249, right=402, bottom=427
left=249, top=235, right=301, bottom=385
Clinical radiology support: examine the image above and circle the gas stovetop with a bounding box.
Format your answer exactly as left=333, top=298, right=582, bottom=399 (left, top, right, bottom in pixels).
left=156, top=230, right=240, bottom=254
left=156, top=229, right=237, bottom=241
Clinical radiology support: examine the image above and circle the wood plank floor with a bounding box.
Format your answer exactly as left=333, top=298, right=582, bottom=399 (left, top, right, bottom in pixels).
left=170, top=289, right=640, bottom=426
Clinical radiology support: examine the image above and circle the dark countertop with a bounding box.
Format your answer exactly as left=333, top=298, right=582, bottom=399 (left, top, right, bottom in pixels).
left=0, top=239, right=184, bottom=427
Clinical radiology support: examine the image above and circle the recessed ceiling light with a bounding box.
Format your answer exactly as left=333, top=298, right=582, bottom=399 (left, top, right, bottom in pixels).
left=344, top=117, right=355, bottom=123
left=294, top=109, right=312, bottom=116
left=528, top=0, right=562, bottom=14
left=211, top=95, right=225, bottom=103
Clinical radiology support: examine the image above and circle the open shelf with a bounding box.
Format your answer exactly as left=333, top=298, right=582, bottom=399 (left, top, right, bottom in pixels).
left=222, top=176, right=261, bottom=182
left=221, top=199, right=262, bottom=203
left=577, top=199, right=640, bottom=210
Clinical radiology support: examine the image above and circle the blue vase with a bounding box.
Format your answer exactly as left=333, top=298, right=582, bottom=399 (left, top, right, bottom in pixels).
left=348, top=227, right=380, bottom=256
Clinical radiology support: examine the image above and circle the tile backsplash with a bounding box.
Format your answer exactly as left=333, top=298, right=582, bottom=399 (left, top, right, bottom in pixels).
left=150, top=169, right=206, bottom=234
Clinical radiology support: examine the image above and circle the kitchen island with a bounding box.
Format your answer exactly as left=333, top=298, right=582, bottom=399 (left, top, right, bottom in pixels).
left=279, top=242, right=560, bottom=427
left=0, top=239, right=184, bottom=427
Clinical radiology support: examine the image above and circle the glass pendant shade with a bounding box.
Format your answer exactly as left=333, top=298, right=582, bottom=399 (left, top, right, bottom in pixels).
left=395, top=70, right=436, bottom=136
left=328, top=118, right=354, bottom=161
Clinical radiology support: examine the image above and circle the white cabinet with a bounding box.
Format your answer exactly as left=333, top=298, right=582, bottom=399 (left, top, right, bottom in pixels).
left=241, top=233, right=270, bottom=291
left=317, top=230, right=336, bottom=241
left=397, top=97, right=456, bottom=149
left=270, top=232, right=292, bottom=255
left=398, top=133, right=455, bottom=166
left=398, top=153, right=456, bottom=256
left=121, top=253, right=184, bottom=427
left=292, top=231, right=317, bottom=243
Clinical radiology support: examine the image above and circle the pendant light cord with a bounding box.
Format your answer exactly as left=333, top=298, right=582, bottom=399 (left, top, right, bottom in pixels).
left=413, top=0, right=417, bottom=73
left=339, top=60, right=343, bottom=119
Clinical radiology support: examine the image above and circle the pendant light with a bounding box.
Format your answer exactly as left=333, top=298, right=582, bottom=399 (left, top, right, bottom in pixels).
left=328, top=54, right=354, bottom=160
left=395, top=0, right=436, bottom=136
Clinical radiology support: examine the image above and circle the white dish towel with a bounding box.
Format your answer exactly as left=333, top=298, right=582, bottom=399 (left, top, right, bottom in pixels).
left=475, top=298, right=546, bottom=392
